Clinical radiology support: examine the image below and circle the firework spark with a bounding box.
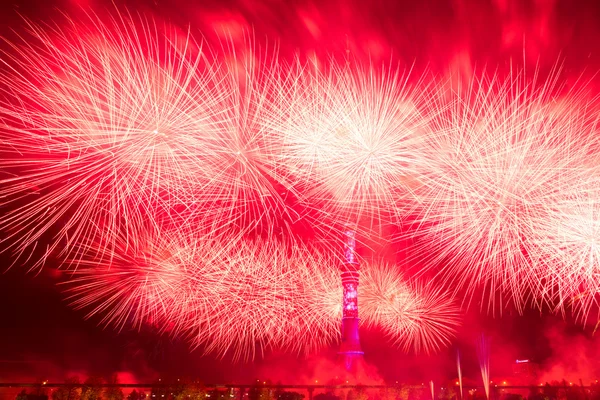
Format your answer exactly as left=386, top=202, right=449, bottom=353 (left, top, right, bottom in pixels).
left=10, top=7, right=600, bottom=358
left=359, top=261, right=461, bottom=353
left=64, top=223, right=460, bottom=359
left=0, top=12, right=461, bottom=357
left=274, top=58, right=430, bottom=226
left=529, top=180, right=600, bottom=322
left=476, top=334, right=490, bottom=400
left=457, top=350, right=463, bottom=400
left=0, top=13, right=349, bottom=270
left=63, top=225, right=214, bottom=332
left=186, top=39, right=310, bottom=238
left=0, top=13, right=231, bottom=269
left=410, top=69, right=599, bottom=312
left=64, top=226, right=342, bottom=360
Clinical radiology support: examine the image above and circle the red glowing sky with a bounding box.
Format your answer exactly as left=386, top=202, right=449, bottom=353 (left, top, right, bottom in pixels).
left=4, top=0, right=600, bottom=72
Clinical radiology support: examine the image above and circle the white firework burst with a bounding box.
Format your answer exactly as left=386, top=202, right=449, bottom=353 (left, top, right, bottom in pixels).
left=410, top=69, right=598, bottom=312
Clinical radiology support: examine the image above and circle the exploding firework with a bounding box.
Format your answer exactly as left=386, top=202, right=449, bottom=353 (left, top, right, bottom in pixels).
left=274, top=58, right=430, bottom=227
left=0, top=13, right=230, bottom=269
left=189, top=39, right=315, bottom=239
left=64, top=223, right=460, bottom=359
left=63, top=226, right=343, bottom=360
left=359, top=261, right=461, bottom=353
left=529, top=180, right=600, bottom=322
left=63, top=225, right=214, bottom=332
left=0, top=13, right=350, bottom=270
left=183, top=238, right=344, bottom=359
left=0, top=11, right=462, bottom=357
left=409, top=69, right=600, bottom=312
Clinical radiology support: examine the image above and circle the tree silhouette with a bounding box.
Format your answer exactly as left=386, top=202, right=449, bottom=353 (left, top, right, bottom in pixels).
left=81, top=377, right=103, bottom=400
left=104, top=375, right=124, bottom=400
left=52, top=377, right=81, bottom=400
left=314, top=392, right=341, bottom=400
left=174, top=384, right=207, bottom=400
left=17, top=389, right=29, bottom=400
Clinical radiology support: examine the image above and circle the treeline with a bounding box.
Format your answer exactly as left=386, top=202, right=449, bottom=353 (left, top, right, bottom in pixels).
left=305, top=381, right=600, bottom=400
left=511, top=380, right=600, bottom=400
left=13, top=379, right=600, bottom=400
left=12, top=378, right=306, bottom=400
left=15, top=376, right=125, bottom=400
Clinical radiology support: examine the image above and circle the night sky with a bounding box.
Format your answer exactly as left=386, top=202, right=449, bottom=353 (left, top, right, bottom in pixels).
left=1, top=0, right=600, bottom=385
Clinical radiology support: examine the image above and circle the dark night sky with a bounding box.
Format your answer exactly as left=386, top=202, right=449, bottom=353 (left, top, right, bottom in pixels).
left=0, top=0, right=600, bottom=385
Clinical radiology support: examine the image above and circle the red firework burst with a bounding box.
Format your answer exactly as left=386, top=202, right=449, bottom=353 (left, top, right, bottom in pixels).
left=63, top=220, right=460, bottom=358
left=360, top=261, right=461, bottom=353
left=410, top=68, right=600, bottom=312
left=529, top=180, right=600, bottom=322
left=63, top=226, right=343, bottom=360
left=273, top=58, right=431, bottom=227
left=316, top=258, right=461, bottom=355
left=0, top=13, right=227, bottom=269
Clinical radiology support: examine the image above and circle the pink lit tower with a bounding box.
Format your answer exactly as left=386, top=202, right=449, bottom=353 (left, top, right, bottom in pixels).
left=338, top=225, right=364, bottom=370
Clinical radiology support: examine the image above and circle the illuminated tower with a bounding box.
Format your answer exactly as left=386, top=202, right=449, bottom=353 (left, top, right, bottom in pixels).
left=338, top=225, right=363, bottom=369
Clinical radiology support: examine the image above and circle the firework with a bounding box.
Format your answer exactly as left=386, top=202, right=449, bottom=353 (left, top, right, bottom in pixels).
left=0, top=13, right=232, bottom=269
left=429, top=381, right=434, bottom=400
left=409, top=69, right=599, bottom=311
left=476, top=335, right=490, bottom=400
left=184, top=238, right=343, bottom=360
left=63, top=225, right=215, bottom=332
left=0, top=11, right=461, bottom=358
left=359, top=261, right=461, bottom=353
left=457, top=350, right=463, bottom=400
left=12, top=6, right=600, bottom=358
left=64, top=226, right=342, bottom=360
left=274, top=58, right=430, bottom=226
left=188, top=39, right=314, bottom=239
left=529, top=180, right=600, bottom=321
left=64, top=222, right=461, bottom=358
left=0, top=13, right=350, bottom=270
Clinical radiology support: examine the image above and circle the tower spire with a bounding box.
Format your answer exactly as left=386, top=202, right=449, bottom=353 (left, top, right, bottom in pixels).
left=338, top=224, right=363, bottom=370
